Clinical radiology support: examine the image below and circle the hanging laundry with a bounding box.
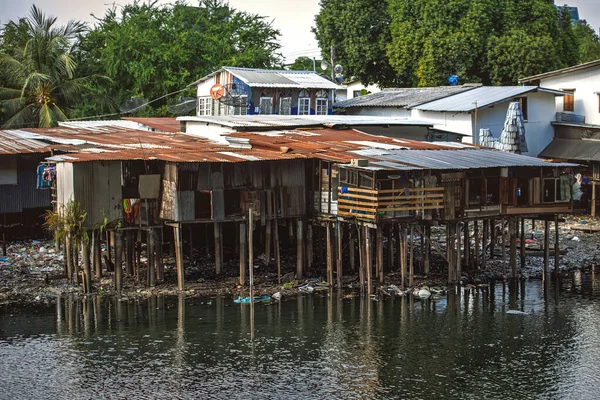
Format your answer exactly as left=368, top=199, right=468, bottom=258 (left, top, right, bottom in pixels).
left=36, top=164, right=54, bottom=189
left=123, top=198, right=140, bottom=224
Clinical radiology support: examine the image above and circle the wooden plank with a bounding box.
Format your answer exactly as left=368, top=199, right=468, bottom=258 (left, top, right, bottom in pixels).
left=337, top=211, right=376, bottom=220
left=338, top=204, right=378, bottom=212
left=377, top=205, right=443, bottom=212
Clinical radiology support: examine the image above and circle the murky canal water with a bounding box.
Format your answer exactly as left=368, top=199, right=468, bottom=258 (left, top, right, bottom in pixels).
left=2, top=275, right=600, bottom=399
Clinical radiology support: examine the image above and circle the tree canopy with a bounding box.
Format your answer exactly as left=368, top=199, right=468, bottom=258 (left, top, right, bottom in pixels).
left=0, top=1, right=284, bottom=126
left=314, top=0, right=600, bottom=87
left=0, top=5, right=108, bottom=128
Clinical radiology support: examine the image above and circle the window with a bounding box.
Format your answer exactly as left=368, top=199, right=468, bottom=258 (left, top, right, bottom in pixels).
left=518, top=96, right=528, bottom=121
left=353, top=90, right=361, bottom=98
left=279, top=89, right=292, bottom=115
left=316, top=89, right=328, bottom=115
left=298, top=89, right=311, bottom=115
left=259, top=97, right=273, bottom=114
left=563, top=89, right=575, bottom=112
left=228, top=95, right=248, bottom=115
left=197, top=97, right=212, bottom=116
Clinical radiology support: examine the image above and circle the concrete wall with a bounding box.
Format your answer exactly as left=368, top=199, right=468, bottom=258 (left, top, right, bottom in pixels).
left=411, top=110, right=474, bottom=142
left=537, top=66, right=600, bottom=125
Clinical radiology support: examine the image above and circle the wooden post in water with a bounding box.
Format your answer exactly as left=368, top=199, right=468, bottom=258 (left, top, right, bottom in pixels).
left=136, top=231, right=142, bottom=282
left=214, top=222, right=223, bottom=275
left=365, top=226, right=372, bottom=295
left=274, top=220, right=281, bottom=284
left=490, top=218, right=495, bottom=260
left=349, top=227, right=356, bottom=273
left=306, top=223, right=313, bottom=272
left=126, top=230, right=134, bottom=276
left=336, top=222, right=343, bottom=288
left=400, top=224, right=407, bottom=289
left=65, top=234, right=72, bottom=282
left=592, top=182, right=597, bottom=217
left=474, top=220, right=480, bottom=270
left=447, top=223, right=454, bottom=284
left=188, top=226, right=194, bottom=265
left=376, top=226, right=384, bottom=284
left=296, top=219, right=304, bottom=279
left=482, top=219, right=488, bottom=270
left=249, top=209, right=254, bottom=301
left=456, top=222, right=461, bottom=284
left=510, top=217, right=517, bottom=278
left=358, top=224, right=365, bottom=293
left=174, top=224, right=184, bottom=291
left=424, top=225, right=431, bottom=275
left=115, top=231, right=123, bottom=291
left=93, top=230, right=102, bottom=279
left=239, top=222, right=247, bottom=285
left=544, top=220, right=550, bottom=282
left=147, top=229, right=155, bottom=287
left=82, top=237, right=91, bottom=293
left=156, top=228, right=163, bottom=282
left=326, top=223, right=333, bottom=286
left=463, top=221, right=470, bottom=269
left=409, top=224, right=414, bottom=287
left=520, top=217, right=526, bottom=270
left=265, top=220, right=272, bottom=266
left=387, top=224, right=394, bottom=271
left=554, top=216, right=560, bottom=278
left=502, top=217, right=507, bottom=277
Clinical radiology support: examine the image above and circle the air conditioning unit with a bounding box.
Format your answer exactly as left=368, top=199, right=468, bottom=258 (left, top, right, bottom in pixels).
left=350, top=159, right=368, bottom=167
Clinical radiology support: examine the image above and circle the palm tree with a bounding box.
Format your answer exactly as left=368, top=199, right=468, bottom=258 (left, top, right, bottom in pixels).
left=0, top=5, right=109, bottom=128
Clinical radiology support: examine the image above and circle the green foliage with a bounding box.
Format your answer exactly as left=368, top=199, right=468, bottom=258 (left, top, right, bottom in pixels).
left=313, top=0, right=396, bottom=86
left=0, top=5, right=110, bottom=128
left=44, top=199, right=89, bottom=244
left=316, top=0, right=600, bottom=87
left=288, top=56, right=332, bottom=78
left=76, top=0, right=283, bottom=117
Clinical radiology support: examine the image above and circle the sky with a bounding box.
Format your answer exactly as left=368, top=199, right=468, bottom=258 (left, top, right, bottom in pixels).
left=1, top=0, right=599, bottom=63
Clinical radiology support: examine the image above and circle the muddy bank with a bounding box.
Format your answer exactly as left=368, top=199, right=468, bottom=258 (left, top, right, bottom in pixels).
left=2, top=215, right=600, bottom=307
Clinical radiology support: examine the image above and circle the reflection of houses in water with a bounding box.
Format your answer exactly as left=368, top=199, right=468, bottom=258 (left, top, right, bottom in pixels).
left=1, top=115, right=576, bottom=293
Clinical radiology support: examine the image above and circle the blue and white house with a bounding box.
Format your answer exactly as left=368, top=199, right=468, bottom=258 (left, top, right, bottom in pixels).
left=192, top=67, right=340, bottom=116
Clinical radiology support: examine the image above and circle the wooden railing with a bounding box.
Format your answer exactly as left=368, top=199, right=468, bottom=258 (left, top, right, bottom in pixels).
left=337, top=186, right=445, bottom=220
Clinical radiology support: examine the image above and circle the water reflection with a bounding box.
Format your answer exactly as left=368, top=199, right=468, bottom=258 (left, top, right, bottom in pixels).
left=1, top=277, right=600, bottom=398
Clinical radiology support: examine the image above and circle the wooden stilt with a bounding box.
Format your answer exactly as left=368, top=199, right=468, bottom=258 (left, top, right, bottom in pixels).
left=377, top=226, right=384, bottom=284
left=401, top=224, right=407, bottom=289
left=155, top=228, right=163, bottom=281
left=592, top=182, right=597, bottom=217
left=214, top=222, right=223, bottom=275
left=474, top=220, right=480, bottom=270
left=409, top=224, right=414, bottom=287
left=510, top=218, right=517, bottom=278
left=386, top=224, right=393, bottom=270
left=306, top=223, right=313, bottom=271
left=544, top=220, right=550, bottom=282
left=136, top=231, right=142, bottom=282
left=265, top=221, right=272, bottom=266
left=239, top=222, right=247, bottom=285
left=82, top=237, right=91, bottom=293
left=296, top=219, right=304, bottom=279
left=554, top=216, right=560, bottom=278
left=463, top=221, right=470, bottom=269
left=326, top=223, right=333, bottom=285
left=148, top=229, right=155, bottom=287
left=490, top=218, right=495, bottom=260
left=106, top=231, right=113, bottom=272
left=249, top=209, right=254, bottom=300
left=336, top=223, right=343, bottom=288
left=358, top=225, right=365, bottom=292
left=274, top=220, right=281, bottom=284
left=174, top=224, right=184, bottom=291
left=456, top=222, right=461, bottom=284
left=115, top=231, right=123, bottom=291
left=349, top=227, right=356, bottom=273
left=126, top=230, right=134, bottom=276
left=502, top=217, right=507, bottom=277
left=482, top=219, right=488, bottom=270
left=520, top=217, right=526, bottom=270
left=447, top=224, right=454, bottom=284
left=424, top=225, right=430, bottom=275
left=365, top=226, right=372, bottom=295
left=93, top=230, right=102, bottom=279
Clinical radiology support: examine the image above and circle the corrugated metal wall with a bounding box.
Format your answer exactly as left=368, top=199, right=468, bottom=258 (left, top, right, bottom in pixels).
left=0, top=154, right=51, bottom=214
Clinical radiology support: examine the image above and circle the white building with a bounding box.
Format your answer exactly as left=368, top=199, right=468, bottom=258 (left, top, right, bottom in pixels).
left=336, top=85, right=563, bottom=157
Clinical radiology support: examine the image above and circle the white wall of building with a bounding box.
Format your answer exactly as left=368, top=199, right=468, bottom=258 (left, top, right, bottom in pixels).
left=536, top=66, right=600, bottom=125
left=411, top=110, right=474, bottom=142
left=346, top=81, right=381, bottom=99
left=347, top=107, right=411, bottom=118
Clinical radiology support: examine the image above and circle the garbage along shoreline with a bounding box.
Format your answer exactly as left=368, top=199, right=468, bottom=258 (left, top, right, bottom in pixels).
left=2, top=215, right=600, bottom=307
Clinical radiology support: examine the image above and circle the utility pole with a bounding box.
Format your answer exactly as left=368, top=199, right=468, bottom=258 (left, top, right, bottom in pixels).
left=330, top=44, right=335, bottom=81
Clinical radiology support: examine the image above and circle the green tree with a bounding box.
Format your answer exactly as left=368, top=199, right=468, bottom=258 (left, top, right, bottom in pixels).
left=288, top=55, right=332, bottom=78
left=313, top=0, right=396, bottom=86
left=77, top=0, right=283, bottom=117
left=573, top=20, right=600, bottom=63
left=0, top=6, right=108, bottom=128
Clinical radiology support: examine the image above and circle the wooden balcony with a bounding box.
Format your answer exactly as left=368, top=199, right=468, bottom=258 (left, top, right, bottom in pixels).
left=337, top=187, right=445, bottom=220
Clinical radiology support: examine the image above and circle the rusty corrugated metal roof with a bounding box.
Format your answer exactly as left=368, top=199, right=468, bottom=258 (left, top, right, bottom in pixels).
left=0, top=130, right=53, bottom=155
left=123, top=117, right=181, bottom=133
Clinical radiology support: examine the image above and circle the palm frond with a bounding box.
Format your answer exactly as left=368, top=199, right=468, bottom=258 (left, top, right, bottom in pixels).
left=0, top=96, right=28, bottom=115
left=38, top=102, right=55, bottom=127
left=2, top=104, right=36, bottom=128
